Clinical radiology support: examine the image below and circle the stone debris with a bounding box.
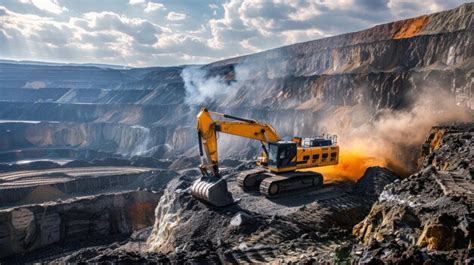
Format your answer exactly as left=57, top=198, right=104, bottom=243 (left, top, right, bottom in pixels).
left=353, top=123, right=474, bottom=263
left=230, top=211, right=255, bottom=227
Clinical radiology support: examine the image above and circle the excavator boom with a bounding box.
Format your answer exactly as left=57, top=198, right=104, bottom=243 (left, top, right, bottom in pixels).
left=196, top=108, right=280, bottom=177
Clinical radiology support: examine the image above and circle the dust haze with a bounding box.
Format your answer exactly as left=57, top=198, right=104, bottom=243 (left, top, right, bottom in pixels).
left=182, top=63, right=472, bottom=180
left=319, top=86, right=472, bottom=180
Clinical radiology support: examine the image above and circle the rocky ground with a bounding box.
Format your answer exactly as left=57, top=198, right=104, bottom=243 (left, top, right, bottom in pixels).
left=0, top=156, right=176, bottom=262
left=0, top=123, right=471, bottom=264
left=3, top=123, right=463, bottom=264
left=353, top=123, right=474, bottom=263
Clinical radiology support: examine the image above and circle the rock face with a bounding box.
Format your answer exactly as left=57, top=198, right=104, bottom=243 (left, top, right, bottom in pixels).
left=0, top=190, right=161, bottom=258
left=353, top=123, right=473, bottom=263
left=0, top=3, right=472, bottom=171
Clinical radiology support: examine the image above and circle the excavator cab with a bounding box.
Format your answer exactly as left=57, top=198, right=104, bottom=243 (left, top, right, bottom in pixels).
left=267, top=141, right=297, bottom=171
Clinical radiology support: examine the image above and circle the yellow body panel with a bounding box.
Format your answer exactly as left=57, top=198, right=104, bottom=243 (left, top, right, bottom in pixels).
left=266, top=146, right=339, bottom=173
left=296, top=146, right=339, bottom=168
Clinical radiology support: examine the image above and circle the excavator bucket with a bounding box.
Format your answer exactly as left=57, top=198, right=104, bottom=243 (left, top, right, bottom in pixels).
left=190, top=176, right=234, bottom=207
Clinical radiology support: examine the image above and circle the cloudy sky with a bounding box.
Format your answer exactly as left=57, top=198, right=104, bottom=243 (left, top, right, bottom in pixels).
left=0, top=0, right=470, bottom=67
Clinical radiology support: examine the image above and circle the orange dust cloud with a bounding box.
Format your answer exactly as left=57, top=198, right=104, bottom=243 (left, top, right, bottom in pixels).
left=302, top=150, right=388, bottom=183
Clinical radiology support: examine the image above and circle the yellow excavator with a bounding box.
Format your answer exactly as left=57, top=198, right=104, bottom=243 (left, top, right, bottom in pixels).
left=191, top=108, right=339, bottom=206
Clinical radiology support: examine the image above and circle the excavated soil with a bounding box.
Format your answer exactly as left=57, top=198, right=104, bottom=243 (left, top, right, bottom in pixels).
left=0, top=157, right=177, bottom=262
left=353, top=123, right=474, bottom=263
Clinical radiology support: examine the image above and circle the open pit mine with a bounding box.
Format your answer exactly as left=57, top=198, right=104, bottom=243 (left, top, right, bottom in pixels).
left=0, top=3, right=473, bottom=264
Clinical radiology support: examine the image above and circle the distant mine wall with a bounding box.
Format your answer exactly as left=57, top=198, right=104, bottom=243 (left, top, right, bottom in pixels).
left=201, top=32, right=471, bottom=110
left=0, top=190, right=161, bottom=258
left=0, top=63, right=182, bottom=90
left=0, top=102, right=187, bottom=124
left=0, top=121, right=195, bottom=157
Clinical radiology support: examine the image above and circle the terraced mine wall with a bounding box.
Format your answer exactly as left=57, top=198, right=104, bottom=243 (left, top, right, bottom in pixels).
left=0, top=171, right=155, bottom=206
left=0, top=4, right=472, bottom=171
left=0, top=190, right=161, bottom=258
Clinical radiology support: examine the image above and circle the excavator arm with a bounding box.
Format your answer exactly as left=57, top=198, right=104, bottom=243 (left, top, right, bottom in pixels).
left=197, top=108, right=280, bottom=178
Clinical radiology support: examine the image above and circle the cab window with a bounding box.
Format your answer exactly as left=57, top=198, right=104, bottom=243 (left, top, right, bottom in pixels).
left=268, top=144, right=278, bottom=164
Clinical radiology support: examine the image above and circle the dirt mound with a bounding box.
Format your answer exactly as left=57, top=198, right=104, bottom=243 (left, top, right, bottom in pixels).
left=355, top=166, right=399, bottom=196
left=0, top=160, right=61, bottom=173
left=147, top=174, right=265, bottom=253
left=353, top=123, right=474, bottom=263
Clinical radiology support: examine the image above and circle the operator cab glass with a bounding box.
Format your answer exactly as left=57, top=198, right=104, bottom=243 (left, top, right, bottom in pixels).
left=268, top=141, right=297, bottom=168
left=301, top=138, right=333, bottom=147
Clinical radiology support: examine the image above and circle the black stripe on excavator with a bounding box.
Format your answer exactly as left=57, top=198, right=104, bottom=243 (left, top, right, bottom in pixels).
left=197, top=131, right=204, bottom=157
left=223, top=114, right=256, bottom=123
left=260, top=141, right=269, bottom=156
left=296, top=161, right=308, bottom=165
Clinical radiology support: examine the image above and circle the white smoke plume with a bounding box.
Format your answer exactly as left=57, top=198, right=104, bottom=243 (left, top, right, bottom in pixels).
left=181, top=60, right=288, bottom=107
left=181, top=66, right=235, bottom=105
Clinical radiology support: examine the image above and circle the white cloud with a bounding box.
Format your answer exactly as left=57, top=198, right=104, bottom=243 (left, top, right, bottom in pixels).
left=281, top=29, right=328, bottom=45
left=76, top=11, right=162, bottom=44
left=145, top=2, right=165, bottom=12
left=167, top=11, right=186, bottom=21
left=0, top=0, right=470, bottom=66
left=387, top=0, right=464, bottom=17
left=31, top=0, right=67, bottom=14
left=0, top=5, right=226, bottom=66
left=129, top=0, right=145, bottom=5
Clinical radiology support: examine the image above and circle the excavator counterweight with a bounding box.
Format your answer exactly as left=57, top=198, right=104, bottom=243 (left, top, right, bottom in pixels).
left=191, top=108, right=339, bottom=207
